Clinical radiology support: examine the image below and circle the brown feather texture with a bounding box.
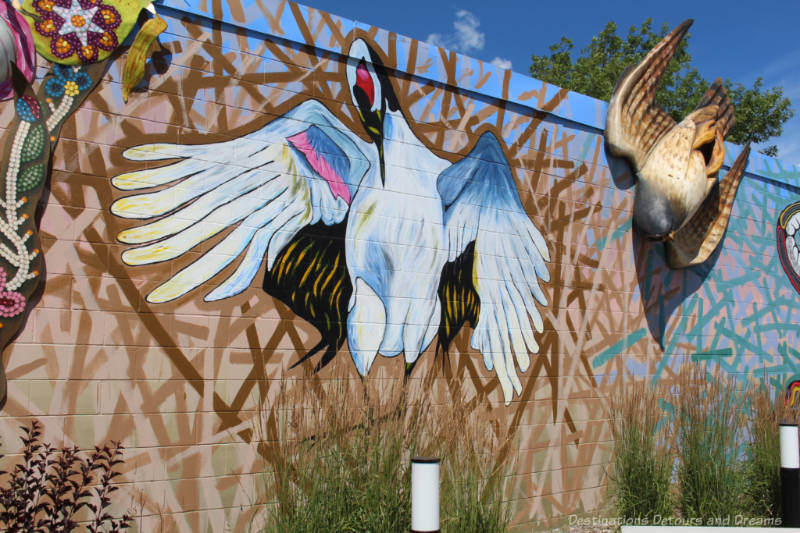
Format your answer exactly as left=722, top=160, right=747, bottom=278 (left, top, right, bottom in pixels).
left=666, top=145, right=750, bottom=268
left=605, top=19, right=749, bottom=268
left=696, top=78, right=735, bottom=139
left=605, top=19, right=691, bottom=168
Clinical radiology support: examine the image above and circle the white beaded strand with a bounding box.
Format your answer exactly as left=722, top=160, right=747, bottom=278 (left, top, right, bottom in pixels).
left=1, top=121, right=36, bottom=291
left=46, top=95, right=74, bottom=132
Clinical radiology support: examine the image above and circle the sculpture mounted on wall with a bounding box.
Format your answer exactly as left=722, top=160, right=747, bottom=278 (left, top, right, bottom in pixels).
left=110, top=38, right=551, bottom=404
left=605, top=19, right=750, bottom=268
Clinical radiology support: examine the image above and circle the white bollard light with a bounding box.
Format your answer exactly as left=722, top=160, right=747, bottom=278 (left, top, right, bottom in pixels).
left=780, top=423, right=800, bottom=527
left=780, top=423, right=800, bottom=468
left=411, top=457, right=440, bottom=532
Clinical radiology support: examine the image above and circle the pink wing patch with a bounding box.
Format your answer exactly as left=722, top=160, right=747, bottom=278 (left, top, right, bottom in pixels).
left=287, top=131, right=351, bottom=204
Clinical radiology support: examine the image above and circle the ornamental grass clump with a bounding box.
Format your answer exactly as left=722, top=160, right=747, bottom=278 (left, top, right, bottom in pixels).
left=611, top=367, right=789, bottom=525
left=438, top=402, right=509, bottom=533
left=258, top=379, right=510, bottom=533
left=743, top=380, right=800, bottom=521
left=609, top=379, right=673, bottom=520
left=0, top=420, right=131, bottom=532
left=675, top=366, right=749, bottom=522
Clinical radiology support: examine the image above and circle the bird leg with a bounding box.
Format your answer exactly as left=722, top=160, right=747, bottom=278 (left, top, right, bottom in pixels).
left=347, top=278, right=385, bottom=375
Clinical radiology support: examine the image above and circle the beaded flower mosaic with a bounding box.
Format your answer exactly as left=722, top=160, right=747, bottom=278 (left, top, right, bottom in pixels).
left=31, top=0, right=120, bottom=63
left=0, top=269, right=26, bottom=318
left=0, top=97, right=43, bottom=297
left=45, top=63, right=91, bottom=97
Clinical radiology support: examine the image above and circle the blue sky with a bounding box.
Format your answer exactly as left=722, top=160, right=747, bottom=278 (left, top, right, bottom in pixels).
left=301, top=0, right=800, bottom=165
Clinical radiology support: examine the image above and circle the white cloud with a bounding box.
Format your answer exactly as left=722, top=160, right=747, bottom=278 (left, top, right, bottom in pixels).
left=491, top=57, right=512, bottom=70
left=426, top=9, right=485, bottom=54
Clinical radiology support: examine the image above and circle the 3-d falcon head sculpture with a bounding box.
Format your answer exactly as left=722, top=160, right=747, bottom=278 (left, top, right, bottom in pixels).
left=605, top=19, right=750, bottom=268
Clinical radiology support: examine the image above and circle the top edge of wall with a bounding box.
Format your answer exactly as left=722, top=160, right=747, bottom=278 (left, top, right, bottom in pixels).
left=153, top=0, right=800, bottom=187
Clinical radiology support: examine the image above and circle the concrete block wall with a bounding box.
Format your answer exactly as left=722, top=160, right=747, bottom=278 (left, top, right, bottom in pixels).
left=1, top=0, right=799, bottom=530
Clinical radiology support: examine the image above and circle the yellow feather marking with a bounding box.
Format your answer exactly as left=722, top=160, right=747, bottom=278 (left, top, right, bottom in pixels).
left=328, top=290, right=337, bottom=313
left=355, top=201, right=377, bottom=233
left=331, top=278, right=344, bottom=312
left=111, top=195, right=161, bottom=218
left=299, top=253, right=319, bottom=286
left=277, top=241, right=301, bottom=280
left=367, top=126, right=381, bottom=135
left=274, top=259, right=285, bottom=282
left=317, top=254, right=340, bottom=296
left=312, top=267, right=326, bottom=297
left=294, top=242, right=315, bottom=270
left=122, top=244, right=176, bottom=265
left=147, top=279, right=196, bottom=304
left=280, top=249, right=299, bottom=281
left=331, top=275, right=344, bottom=295
left=447, top=286, right=455, bottom=324
left=111, top=167, right=170, bottom=191
left=275, top=262, right=286, bottom=283
left=118, top=223, right=167, bottom=245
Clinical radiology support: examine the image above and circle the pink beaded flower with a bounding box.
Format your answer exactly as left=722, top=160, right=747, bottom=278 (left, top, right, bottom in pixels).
left=0, top=268, right=26, bottom=318
left=0, top=0, right=36, bottom=100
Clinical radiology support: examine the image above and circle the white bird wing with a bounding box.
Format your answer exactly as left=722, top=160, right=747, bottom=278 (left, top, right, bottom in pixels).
left=438, top=132, right=550, bottom=404
left=111, top=100, right=372, bottom=304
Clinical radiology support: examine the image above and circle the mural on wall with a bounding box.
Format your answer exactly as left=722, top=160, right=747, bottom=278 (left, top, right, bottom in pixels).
left=778, top=201, right=800, bottom=295
left=787, top=379, right=800, bottom=407
left=0, top=0, right=166, bottom=405
left=605, top=19, right=750, bottom=269
left=109, top=38, right=551, bottom=403
left=1, top=0, right=799, bottom=528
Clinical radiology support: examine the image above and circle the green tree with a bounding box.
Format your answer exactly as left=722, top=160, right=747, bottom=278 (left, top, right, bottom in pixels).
left=530, top=19, right=794, bottom=157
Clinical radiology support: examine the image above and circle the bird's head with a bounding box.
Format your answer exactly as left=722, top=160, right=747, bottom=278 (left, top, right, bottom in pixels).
left=346, top=38, right=400, bottom=184
left=632, top=177, right=674, bottom=240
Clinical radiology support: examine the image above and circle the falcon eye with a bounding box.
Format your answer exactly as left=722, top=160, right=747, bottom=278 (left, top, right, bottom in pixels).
left=354, top=60, right=375, bottom=108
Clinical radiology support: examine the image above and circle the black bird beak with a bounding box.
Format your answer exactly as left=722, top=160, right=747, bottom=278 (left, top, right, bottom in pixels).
left=351, top=59, right=387, bottom=186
